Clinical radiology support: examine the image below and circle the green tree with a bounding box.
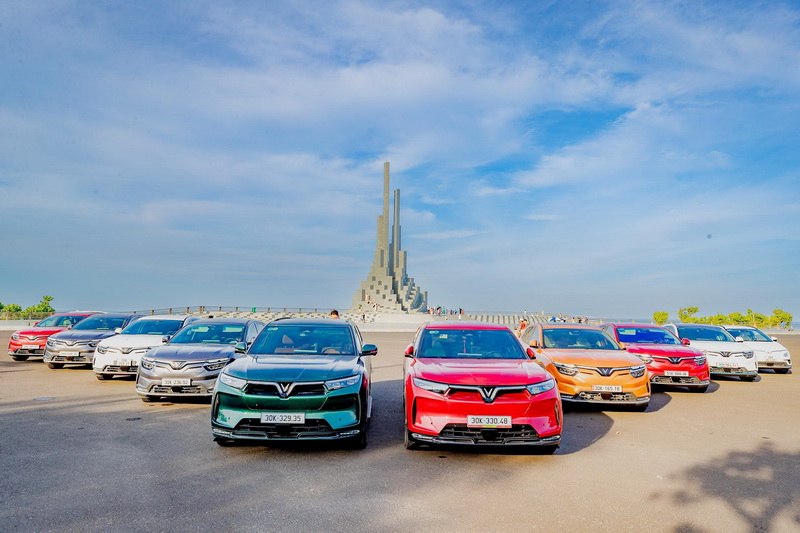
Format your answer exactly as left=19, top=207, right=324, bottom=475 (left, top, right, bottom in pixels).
left=770, top=309, right=792, bottom=329
left=24, top=295, right=55, bottom=314
left=652, top=311, right=669, bottom=325
left=4, top=303, right=22, bottom=313
left=678, top=306, right=699, bottom=323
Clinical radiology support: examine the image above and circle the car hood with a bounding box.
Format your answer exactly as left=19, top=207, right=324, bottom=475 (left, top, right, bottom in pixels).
left=13, top=327, right=66, bottom=337
left=99, top=334, right=168, bottom=349
left=624, top=344, right=702, bottom=357
left=51, top=330, right=118, bottom=342
left=147, top=344, right=235, bottom=361
left=413, top=358, right=550, bottom=385
left=226, top=354, right=361, bottom=382
left=540, top=348, right=644, bottom=367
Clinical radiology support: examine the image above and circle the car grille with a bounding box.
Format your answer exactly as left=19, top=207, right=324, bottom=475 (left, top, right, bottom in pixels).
left=758, top=362, right=791, bottom=369
left=152, top=385, right=206, bottom=394
left=438, top=424, right=540, bottom=444
left=50, top=355, right=91, bottom=362
left=103, top=365, right=138, bottom=373
left=234, top=418, right=334, bottom=439
left=244, top=382, right=327, bottom=397
left=16, top=348, right=44, bottom=354
left=711, top=367, right=749, bottom=374
left=652, top=375, right=702, bottom=385
left=575, top=391, right=639, bottom=402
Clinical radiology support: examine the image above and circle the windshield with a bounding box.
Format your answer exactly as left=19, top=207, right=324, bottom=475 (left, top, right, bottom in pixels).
left=725, top=327, right=771, bottom=342
left=72, top=315, right=128, bottom=331
left=122, top=319, right=183, bottom=335
left=250, top=325, right=355, bottom=356
left=170, top=323, right=245, bottom=345
left=676, top=325, right=736, bottom=342
left=37, top=315, right=86, bottom=327
left=615, top=327, right=679, bottom=345
left=418, top=328, right=525, bottom=359
left=543, top=328, right=620, bottom=350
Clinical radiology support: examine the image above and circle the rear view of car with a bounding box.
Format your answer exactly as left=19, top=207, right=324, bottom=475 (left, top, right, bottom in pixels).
left=7, top=312, right=97, bottom=361
left=723, top=325, right=792, bottom=374
left=404, top=322, right=562, bottom=452
left=664, top=324, right=758, bottom=381
left=604, top=323, right=710, bottom=393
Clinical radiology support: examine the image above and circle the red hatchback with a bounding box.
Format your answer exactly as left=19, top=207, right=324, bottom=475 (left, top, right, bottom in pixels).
left=603, top=323, right=710, bottom=393
left=403, top=321, right=562, bottom=453
left=7, top=312, right=98, bottom=361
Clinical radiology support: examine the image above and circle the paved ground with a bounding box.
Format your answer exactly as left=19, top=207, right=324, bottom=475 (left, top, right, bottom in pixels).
left=1, top=330, right=798, bottom=533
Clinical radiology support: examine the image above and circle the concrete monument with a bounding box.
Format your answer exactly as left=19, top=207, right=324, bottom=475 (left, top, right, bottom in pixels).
left=352, top=162, right=428, bottom=312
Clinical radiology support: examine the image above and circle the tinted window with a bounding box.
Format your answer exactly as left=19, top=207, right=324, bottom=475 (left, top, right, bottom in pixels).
left=72, top=315, right=128, bottom=331
left=676, top=326, right=735, bottom=342
left=542, top=328, right=619, bottom=350
left=726, top=328, right=771, bottom=342
left=615, top=327, right=679, bottom=345
left=37, top=315, right=87, bottom=327
left=250, top=325, right=355, bottom=356
left=122, top=319, right=183, bottom=335
left=418, top=328, right=524, bottom=359
left=170, top=324, right=246, bottom=344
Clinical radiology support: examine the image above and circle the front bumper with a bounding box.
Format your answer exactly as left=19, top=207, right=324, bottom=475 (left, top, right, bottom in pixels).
left=93, top=352, right=148, bottom=376
left=555, top=373, right=650, bottom=405
left=8, top=341, right=46, bottom=356
left=44, top=348, right=95, bottom=364
left=709, top=366, right=758, bottom=376
left=756, top=359, right=792, bottom=370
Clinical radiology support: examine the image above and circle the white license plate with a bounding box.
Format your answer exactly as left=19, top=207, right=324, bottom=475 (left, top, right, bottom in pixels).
left=22, top=344, right=39, bottom=350
left=717, top=361, right=736, bottom=368
left=664, top=370, right=689, bottom=377
left=114, top=360, right=132, bottom=367
left=61, top=351, right=80, bottom=357
left=162, top=378, right=191, bottom=386
left=261, top=412, right=305, bottom=424
left=592, top=385, right=623, bottom=392
left=467, top=415, right=512, bottom=428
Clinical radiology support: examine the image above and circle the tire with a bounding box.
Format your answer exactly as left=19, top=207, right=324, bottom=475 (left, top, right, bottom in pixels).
left=534, top=445, right=559, bottom=455
left=46, top=362, right=64, bottom=369
left=213, top=436, right=235, bottom=447
left=95, top=373, right=113, bottom=381
left=690, top=385, right=709, bottom=393
left=740, top=375, right=758, bottom=382
left=347, top=395, right=369, bottom=449
left=140, top=394, right=156, bottom=402
left=774, top=369, right=790, bottom=375
left=404, top=429, right=419, bottom=450
left=10, top=355, right=29, bottom=361
left=633, top=402, right=649, bottom=412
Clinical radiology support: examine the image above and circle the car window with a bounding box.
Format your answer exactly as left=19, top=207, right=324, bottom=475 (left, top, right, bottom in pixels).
left=122, top=319, right=183, bottom=335
left=726, top=328, right=770, bottom=342
left=676, top=326, right=735, bottom=342
left=171, top=324, right=245, bottom=344
left=250, top=325, right=356, bottom=356
left=542, top=328, right=619, bottom=350
left=417, top=329, right=525, bottom=359
left=72, top=316, right=128, bottom=331
left=615, top=327, right=679, bottom=345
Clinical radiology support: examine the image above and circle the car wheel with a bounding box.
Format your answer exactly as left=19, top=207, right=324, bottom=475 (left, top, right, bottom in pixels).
left=740, top=375, right=758, bottom=382
left=404, top=429, right=419, bottom=450
left=774, top=369, right=790, bottom=374
left=633, top=402, right=649, bottom=412
left=95, top=373, right=113, bottom=381
left=690, top=385, right=709, bottom=393
left=213, top=436, right=235, bottom=447
left=46, top=362, right=64, bottom=369
left=533, top=445, right=558, bottom=455
left=140, top=395, right=156, bottom=402
left=10, top=355, right=29, bottom=361
left=347, top=396, right=369, bottom=449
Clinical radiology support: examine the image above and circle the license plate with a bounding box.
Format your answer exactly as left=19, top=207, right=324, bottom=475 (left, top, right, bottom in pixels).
left=162, top=378, right=191, bottom=386
left=22, top=344, right=39, bottom=350
left=664, top=370, right=689, bottom=377
left=261, top=412, right=305, bottom=424
left=467, top=415, right=512, bottom=428
left=717, top=361, right=736, bottom=368
left=62, top=351, right=80, bottom=357
left=114, top=360, right=132, bottom=367
left=592, top=385, right=622, bottom=392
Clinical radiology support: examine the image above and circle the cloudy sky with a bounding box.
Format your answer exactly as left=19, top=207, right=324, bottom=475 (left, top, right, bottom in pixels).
left=1, top=0, right=798, bottom=319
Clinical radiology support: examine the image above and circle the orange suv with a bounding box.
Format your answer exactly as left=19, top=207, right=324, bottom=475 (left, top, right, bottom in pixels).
left=522, top=324, right=650, bottom=410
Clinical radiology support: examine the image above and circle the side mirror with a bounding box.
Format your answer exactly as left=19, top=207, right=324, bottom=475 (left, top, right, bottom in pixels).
left=770, top=336, right=778, bottom=342
left=526, top=347, right=537, bottom=359
left=734, top=336, right=744, bottom=343
left=528, top=339, right=540, bottom=349
left=361, top=344, right=378, bottom=356
left=618, top=341, right=627, bottom=350
left=161, top=335, right=172, bottom=344
left=234, top=341, right=247, bottom=354
left=681, top=338, right=691, bottom=346
left=114, top=328, right=122, bottom=334
left=404, top=345, right=415, bottom=357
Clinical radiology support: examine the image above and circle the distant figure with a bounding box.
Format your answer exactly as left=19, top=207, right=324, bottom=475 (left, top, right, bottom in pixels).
left=329, top=309, right=340, bottom=319
left=516, top=317, right=528, bottom=338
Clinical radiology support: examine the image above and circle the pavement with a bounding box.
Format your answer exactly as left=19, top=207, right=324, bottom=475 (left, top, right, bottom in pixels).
left=1, top=330, right=798, bottom=532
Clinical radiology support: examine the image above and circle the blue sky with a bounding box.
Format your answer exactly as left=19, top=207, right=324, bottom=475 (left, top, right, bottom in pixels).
left=1, top=0, right=798, bottom=319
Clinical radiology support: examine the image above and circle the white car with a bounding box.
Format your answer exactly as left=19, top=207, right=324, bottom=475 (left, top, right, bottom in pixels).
left=723, top=325, right=792, bottom=374
left=664, top=324, right=758, bottom=381
left=92, top=314, right=196, bottom=380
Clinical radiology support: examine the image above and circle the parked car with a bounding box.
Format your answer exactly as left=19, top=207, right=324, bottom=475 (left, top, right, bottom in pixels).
left=403, top=321, right=562, bottom=452
left=722, top=325, right=792, bottom=374
left=603, top=323, right=710, bottom=392
left=211, top=318, right=375, bottom=448
left=521, top=324, right=650, bottom=410
left=43, top=313, right=141, bottom=369
left=7, top=312, right=99, bottom=361
left=92, top=314, right=196, bottom=380
left=136, top=318, right=265, bottom=401
left=664, top=324, right=758, bottom=381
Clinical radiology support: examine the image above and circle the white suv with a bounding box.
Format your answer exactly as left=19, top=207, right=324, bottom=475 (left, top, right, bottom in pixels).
left=723, top=325, right=792, bottom=374
left=664, top=324, right=758, bottom=381
left=93, top=315, right=196, bottom=380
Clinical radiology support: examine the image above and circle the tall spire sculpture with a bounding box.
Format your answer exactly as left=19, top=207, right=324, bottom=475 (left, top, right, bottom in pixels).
left=352, top=162, right=428, bottom=312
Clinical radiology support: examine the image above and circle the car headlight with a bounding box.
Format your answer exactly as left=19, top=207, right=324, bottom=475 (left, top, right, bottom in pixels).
left=635, top=353, right=653, bottom=364
left=11, top=334, right=19, bottom=341
left=218, top=371, right=246, bottom=390
left=204, top=358, right=229, bottom=371
left=413, top=377, right=449, bottom=394
left=630, top=365, right=646, bottom=378
left=743, top=351, right=754, bottom=359
left=325, top=375, right=361, bottom=391
left=553, top=363, right=579, bottom=376
left=46, top=339, right=55, bottom=347
left=96, top=345, right=108, bottom=354
left=694, top=355, right=706, bottom=366
left=526, top=378, right=555, bottom=395
left=140, top=357, right=156, bottom=370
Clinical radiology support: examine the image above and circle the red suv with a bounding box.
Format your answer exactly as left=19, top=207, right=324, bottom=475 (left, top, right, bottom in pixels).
left=603, top=323, right=710, bottom=393
left=7, top=312, right=98, bottom=361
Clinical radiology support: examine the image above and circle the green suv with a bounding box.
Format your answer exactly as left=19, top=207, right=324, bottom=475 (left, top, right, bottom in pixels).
left=211, top=318, right=376, bottom=448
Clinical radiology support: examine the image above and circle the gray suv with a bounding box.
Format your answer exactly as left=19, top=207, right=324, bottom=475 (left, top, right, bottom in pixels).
left=44, top=313, right=141, bottom=369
